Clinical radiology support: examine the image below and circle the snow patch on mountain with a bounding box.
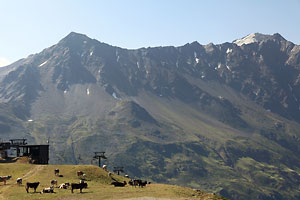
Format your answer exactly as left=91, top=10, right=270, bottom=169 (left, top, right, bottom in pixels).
left=112, top=92, right=120, bottom=99
left=226, top=48, right=233, bottom=54
left=234, top=33, right=274, bottom=46
left=39, top=60, right=48, bottom=67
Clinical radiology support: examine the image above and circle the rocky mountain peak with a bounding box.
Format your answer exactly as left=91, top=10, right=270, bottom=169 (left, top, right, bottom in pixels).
left=233, top=32, right=286, bottom=46
left=57, top=32, right=93, bottom=50
left=61, top=32, right=90, bottom=42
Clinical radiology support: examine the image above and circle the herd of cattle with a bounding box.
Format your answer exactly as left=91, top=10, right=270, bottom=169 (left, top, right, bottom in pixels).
left=0, top=166, right=150, bottom=194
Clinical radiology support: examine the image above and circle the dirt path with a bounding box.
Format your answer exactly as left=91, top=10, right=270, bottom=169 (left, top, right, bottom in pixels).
left=0, top=165, right=45, bottom=199
left=21, top=165, right=45, bottom=180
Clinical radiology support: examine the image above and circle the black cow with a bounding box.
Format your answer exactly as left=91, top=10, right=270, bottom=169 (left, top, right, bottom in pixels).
left=139, top=180, right=147, bottom=187
left=130, top=179, right=148, bottom=188
left=111, top=181, right=127, bottom=187
left=26, top=182, right=40, bottom=193
left=71, top=182, right=88, bottom=193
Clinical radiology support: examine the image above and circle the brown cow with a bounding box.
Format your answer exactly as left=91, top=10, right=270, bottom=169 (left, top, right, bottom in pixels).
left=77, top=171, right=84, bottom=177
left=0, top=176, right=12, bottom=185
left=54, top=169, right=60, bottom=176
left=51, top=179, right=58, bottom=187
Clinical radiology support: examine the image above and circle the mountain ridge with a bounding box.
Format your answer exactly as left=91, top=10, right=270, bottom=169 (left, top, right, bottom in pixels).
left=1, top=32, right=300, bottom=199
left=233, top=32, right=287, bottom=46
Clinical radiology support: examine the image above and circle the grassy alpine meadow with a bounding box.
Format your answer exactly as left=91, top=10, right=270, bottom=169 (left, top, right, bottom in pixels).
left=0, top=159, right=226, bottom=200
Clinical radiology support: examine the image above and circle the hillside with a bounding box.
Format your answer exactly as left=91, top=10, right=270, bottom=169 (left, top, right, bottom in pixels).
left=1, top=32, right=300, bottom=199
left=0, top=161, right=225, bottom=200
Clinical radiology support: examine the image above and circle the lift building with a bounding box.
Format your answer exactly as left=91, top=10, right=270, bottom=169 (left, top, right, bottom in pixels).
left=0, top=139, right=49, bottom=164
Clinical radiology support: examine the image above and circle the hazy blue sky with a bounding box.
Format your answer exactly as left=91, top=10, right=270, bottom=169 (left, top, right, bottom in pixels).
left=0, top=0, right=300, bottom=66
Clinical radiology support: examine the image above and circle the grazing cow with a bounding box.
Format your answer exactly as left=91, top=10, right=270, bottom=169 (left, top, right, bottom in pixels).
left=0, top=176, right=12, bottom=185
left=129, top=179, right=134, bottom=186
left=71, top=182, right=88, bottom=193
left=77, top=171, right=84, bottom=177
left=108, top=172, right=112, bottom=177
left=50, top=179, right=58, bottom=187
left=41, top=186, right=54, bottom=193
left=26, top=182, right=40, bottom=193
left=54, top=169, right=59, bottom=176
left=133, top=179, right=141, bottom=187
left=111, top=181, right=127, bottom=187
left=102, top=165, right=107, bottom=171
left=130, top=179, right=148, bottom=188
left=139, top=180, right=147, bottom=188
left=59, top=182, right=70, bottom=189
left=17, top=178, right=22, bottom=185
left=124, top=174, right=130, bottom=178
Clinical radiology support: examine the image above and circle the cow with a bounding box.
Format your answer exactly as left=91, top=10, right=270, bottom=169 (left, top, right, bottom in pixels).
left=50, top=179, right=58, bottom=187
left=54, top=169, right=59, bottom=176
left=133, top=179, right=141, bottom=187
left=130, top=179, right=148, bottom=188
left=111, top=181, right=127, bottom=187
left=139, top=180, right=148, bottom=188
left=71, top=182, right=88, bottom=193
left=129, top=179, right=134, bottom=186
left=0, top=176, right=12, bottom=185
left=77, top=171, right=84, bottom=177
left=59, top=182, right=70, bottom=189
left=41, top=186, right=54, bottom=193
left=102, top=165, right=107, bottom=171
left=17, top=178, right=22, bottom=185
left=26, top=182, right=40, bottom=193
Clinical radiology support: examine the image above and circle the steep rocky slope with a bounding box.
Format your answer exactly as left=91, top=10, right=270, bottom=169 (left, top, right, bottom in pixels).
left=1, top=32, right=300, bottom=199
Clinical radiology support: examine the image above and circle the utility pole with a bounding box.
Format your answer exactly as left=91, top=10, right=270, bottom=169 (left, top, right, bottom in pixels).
left=93, top=152, right=107, bottom=167
left=113, top=167, right=124, bottom=175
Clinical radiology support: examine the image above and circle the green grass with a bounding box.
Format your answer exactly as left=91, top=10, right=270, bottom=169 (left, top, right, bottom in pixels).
left=0, top=161, right=226, bottom=200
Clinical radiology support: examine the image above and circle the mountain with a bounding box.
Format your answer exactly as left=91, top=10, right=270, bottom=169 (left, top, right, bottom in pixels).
left=233, top=32, right=285, bottom=46
left=1, top=32, right=300, bottom=199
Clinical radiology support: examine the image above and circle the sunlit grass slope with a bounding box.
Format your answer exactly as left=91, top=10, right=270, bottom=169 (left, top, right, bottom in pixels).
left=0, top=160, right=226, bottom=200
